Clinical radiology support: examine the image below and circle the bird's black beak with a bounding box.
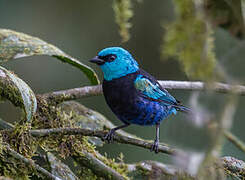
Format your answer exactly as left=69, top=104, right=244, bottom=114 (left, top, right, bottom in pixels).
left=89, top=56, right=105, bottom=65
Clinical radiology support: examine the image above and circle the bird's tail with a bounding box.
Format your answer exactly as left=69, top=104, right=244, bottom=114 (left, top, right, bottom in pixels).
left=175, top=105, right=192, bottom=114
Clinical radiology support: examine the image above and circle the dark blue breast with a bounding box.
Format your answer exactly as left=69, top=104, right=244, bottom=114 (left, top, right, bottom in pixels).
left=102, top=69, right=172, bottom=126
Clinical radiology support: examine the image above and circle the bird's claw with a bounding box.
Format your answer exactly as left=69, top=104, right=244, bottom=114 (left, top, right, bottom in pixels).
left=150, top=139, right=159, bottom=153
left=103, top=130, right=115, bottom=143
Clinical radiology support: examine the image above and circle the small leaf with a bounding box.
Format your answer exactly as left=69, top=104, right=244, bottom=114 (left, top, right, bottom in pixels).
left=0, top=29, right=99, bottom=85
left=0, top=66, right=37, bottom=122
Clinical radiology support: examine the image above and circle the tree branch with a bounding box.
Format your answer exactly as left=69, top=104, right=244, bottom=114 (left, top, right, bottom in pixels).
left=29, top=127, right=245, bottom=179
left=3, top=78, right=245, bottom=178
left=73, top=152, right=125, bottom=180
left=30, top=128, right=177, bottom=155
left=5, top=146, right=60, bottom=180
left=128, top=157, right=245, bottom=179
left=2, top=117, right=245, bottom=179
left=127, top=160, right=193, bottom=179
left=40, top=81, right=245, bottom=104
left=224, top=130, right=245, bottom=154
left=0, top=118, right=14, bottom=130
left=40, top=85, right=102, bottom=104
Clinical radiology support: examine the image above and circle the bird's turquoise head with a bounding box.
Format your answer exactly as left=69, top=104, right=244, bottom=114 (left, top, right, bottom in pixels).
left=90, top=47, right=139, bottom=81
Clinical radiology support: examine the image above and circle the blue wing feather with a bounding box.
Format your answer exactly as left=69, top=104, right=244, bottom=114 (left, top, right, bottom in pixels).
left=134, top=75, right=177, bottom=105
left=134, top=74, right=191, bottom=114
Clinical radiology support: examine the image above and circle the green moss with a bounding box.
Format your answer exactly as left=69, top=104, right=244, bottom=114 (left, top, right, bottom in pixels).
left=1, top=122, right=37, bottom=158
left=113, top=0, right=133, bottom=42
left=0, top=124, right=41, bottom=179
left=0, top=73, right=24, bottom=108
left=0, top=154, right=32, bottom=179
left=0, top=67, right=37, bottom=123
left=127, top=163, right=153, bottom=180
left=95, top=152, right=129, bottom=179
left=136, top=164, right=150, bottom=177
left=33, top=98, right=98, bottom=159
left=33, top=99, right=132, bottom=178
left=0, top=95, right=101, bottom=178
left=32, top=97, right=73, bottom=129
left=1, top=94, right=129, bottom=179
left=163, top=0, right=216, bottom=81
left=77, top=167, right=99, bottom=180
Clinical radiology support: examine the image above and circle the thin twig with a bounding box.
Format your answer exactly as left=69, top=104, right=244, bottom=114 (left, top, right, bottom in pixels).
left=30, top=128, right=177, bottom=155
left=40, top=85, right=102, bottom=104
left=0, top=118, right=14, bottom=130
left=40, top=81, right=245, bottom=104
left=224, top=130, right=245, bottom=154
left=5, top=146, right=60, bottom=180
left=158, top=81, right=245, bottom=94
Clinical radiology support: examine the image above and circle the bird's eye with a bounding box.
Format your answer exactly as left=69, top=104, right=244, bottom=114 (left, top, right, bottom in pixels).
left=107, top=54, right=117, bottom=62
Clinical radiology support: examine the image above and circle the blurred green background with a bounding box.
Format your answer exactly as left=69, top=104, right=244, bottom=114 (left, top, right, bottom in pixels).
left=0, top=0, right=245, bottom=164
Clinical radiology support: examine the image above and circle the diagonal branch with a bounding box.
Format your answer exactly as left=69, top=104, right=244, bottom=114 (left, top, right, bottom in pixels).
left=74, top=151, right=125, bottom=180
left=223, top=130, right=245, bottom=153
left=30, top=127, right=178, bottom=155
left=40, top=81, right=245, bottom=104
left=5, top=146, right=60, bottom=180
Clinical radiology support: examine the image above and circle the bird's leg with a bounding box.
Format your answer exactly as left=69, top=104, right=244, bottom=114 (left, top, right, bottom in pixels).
left=104, top=123, right=130, bottom=143
left=151, top=122, right=160, bottom=153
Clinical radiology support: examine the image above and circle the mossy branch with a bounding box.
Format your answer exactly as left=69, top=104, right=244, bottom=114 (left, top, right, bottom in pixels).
left=40, top=80, right=245, bottom=104
left=29, top=127, right=245, bottom=179
left=0, top=119, right=126, bottom=179
left=73, top=152, right=125, bottom=180
left=29, top=127, right=245, bottom=160
left=30, top=126, right=245, bottom=162
left=5, top=146, right=59, bottom=179
left=1, top=109, right=245, bottom=179
left=30, top=127, right=177, bottom=155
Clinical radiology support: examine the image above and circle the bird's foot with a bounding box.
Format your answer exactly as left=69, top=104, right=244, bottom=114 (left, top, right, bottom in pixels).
left=150, top=139, right=159, bottom=153
left=103, top=129, right=115, bottom=143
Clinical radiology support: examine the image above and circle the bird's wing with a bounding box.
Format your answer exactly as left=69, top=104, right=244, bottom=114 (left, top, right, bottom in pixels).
left=134, top=75, right=177, bottom=105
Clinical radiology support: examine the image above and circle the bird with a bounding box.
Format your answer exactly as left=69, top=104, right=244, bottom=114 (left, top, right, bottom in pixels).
left=90, top=47, right=190, bottom=153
